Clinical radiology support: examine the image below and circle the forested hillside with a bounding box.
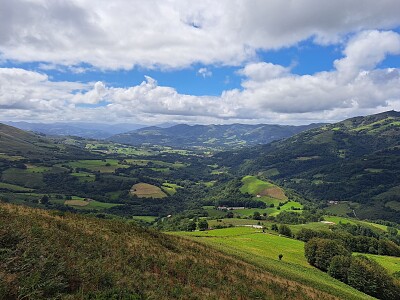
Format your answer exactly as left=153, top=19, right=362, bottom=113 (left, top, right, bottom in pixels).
left=217, top=111, right=400, bottom=222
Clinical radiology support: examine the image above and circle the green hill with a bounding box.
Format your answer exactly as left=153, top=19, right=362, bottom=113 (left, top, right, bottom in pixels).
left=108, top=123, right=324, bottom=149
left=1, top=202, right=339, bottom=300
left=0, top=123, right=92, bottom=160
left=217, top=111, right=400, bottom=222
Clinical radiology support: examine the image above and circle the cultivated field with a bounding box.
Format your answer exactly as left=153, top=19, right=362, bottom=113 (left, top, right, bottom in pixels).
left=130, top=183, right=167, bottom=198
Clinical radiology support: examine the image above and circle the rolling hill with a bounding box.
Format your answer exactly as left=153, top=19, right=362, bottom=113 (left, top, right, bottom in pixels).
left=0, top=123, right=93, bottom=160
left=216, top=111, right=400, bottom=222
left=0, top=202, right=341, bottom=300
left=108, top=123, right=324, bottom=149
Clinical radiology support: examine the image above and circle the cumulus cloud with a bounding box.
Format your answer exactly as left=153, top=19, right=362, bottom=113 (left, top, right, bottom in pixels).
left=1, top=0, right=400, bottom=69
left=1, top=30, right=400, bottom=124
left=197, top=68, right=212, bottom=78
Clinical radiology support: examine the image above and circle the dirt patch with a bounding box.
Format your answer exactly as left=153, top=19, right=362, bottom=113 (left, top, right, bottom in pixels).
left=260, top=187, right=287, bottom=200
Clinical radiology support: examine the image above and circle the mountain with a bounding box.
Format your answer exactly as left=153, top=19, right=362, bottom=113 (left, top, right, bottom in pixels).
left=0, top=123, right=94, bottom=160
left=108, top=123, right=325, bottom=149
left=0, top=202, right=337, bottom=300
left=4, top=121, right=145, bottom=139
left=217, top=111, right=400, bottom=222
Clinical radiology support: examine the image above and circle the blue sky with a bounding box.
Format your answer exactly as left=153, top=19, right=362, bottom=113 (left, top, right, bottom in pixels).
left=1, top=1, right=400, bottom=125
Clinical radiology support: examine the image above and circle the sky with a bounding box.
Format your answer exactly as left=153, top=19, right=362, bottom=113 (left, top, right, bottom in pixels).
left=1, top=0, right=400, bottom=125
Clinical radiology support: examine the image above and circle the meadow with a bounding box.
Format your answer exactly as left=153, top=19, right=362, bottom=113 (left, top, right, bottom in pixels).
left=59, top=159, right=130, bottom=173
left=173, top=227, right=381, bottom=300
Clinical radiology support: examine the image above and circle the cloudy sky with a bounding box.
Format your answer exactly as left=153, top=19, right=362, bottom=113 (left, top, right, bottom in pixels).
left=1, top=0, right=400, bottom=125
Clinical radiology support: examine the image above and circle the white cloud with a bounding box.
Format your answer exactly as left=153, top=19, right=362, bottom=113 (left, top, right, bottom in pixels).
left=1, top=30, right=400, bottom=124
left=1, top=0, right=400, bottom=69
left=197, top=67, right=212, bottom=78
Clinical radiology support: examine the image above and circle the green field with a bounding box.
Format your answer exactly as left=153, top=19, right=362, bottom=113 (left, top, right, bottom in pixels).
left=324, top=203, right=354, bottom=216
left=24, top=165, right=51, bottom=173
left=172, top=227, right=374, bottom=300
left=208, top=218, right=268, bottom=227
left=64, top=197, right=121, bottom=210
left=289, top=222, right=334, bottom=234
left=360, top=253, right=400, bottom=276
left=162, top=182, right=182, bottom=195
left=240, top=175, right=274, bottom=195
left=59, top=159, right=129, bottom=173
left=131, top=216, right=158, bottom=223
left=323, top=215, right=357, bottom=225
left=2, top=168, right=44, bottom=188
left=0, top=182, right=33, bottom=192
left=71, top=172, right=96, bottom=182
left=125, top=159, right=186, bottom=169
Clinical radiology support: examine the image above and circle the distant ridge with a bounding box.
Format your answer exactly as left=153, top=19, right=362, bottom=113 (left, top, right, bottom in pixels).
left=3, top=121, right=145, bottom=139
left=108, top=123, right=325, bottom=149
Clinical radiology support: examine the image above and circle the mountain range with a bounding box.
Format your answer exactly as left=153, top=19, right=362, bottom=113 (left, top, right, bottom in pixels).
left=4, top=121, right=145, bottom=139
left=108, top=123, right=324, bottom=149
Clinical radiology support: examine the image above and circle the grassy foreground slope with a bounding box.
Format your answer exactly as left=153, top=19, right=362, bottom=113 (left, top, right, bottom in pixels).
left=173, top=228, right=374, bottom=300
left=1, top=203, right=339, bottom=300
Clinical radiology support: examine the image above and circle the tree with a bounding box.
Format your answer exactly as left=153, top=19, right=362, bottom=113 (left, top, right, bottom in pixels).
left=304, top=238, right=350, bottom=271
left=253, top=211, right=261, bottom=220
left=347, top=255, right=400, bottom=300
left=187, top=221, right=196, bottom=232
left=278, top=224, right=292, bottom=237
left=40, top=195, right=50, bottom=205
left=387, top=227, right=398, bottom=236
left=271, top=224, right=278, bottom=231
left=327, top=255, right=351, bottom=283
left=226, top=211, right=234, bottom=218
left=198, top=219, right=208, bottom=231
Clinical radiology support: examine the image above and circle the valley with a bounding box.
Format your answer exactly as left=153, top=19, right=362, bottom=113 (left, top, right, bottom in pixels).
left=1, top=112, right=400, bottom=299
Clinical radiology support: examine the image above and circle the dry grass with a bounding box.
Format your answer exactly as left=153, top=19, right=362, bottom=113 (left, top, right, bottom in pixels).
left=261, top=187, right=287, bottom=200
left=130, top=183, right=167, bottom=198
left=64, top=199, right=89, bottom=207
left=0, top=202, right=341, bottom=300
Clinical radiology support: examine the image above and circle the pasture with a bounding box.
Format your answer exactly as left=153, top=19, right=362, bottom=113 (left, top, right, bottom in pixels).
left=173, top=227, right=374, bottom=300
left=2, top=168, right=44, bottom=188
left=64, top=197, right=121, bottom=210
left=60, top=159, right=129, bottom=173
left=162, top=182, right=182, bottom=195
left=0, top=182, right=33, bottom=192
left=71, top=172, right=96, bottom=182
left=130, top=183, right=167, bottom=198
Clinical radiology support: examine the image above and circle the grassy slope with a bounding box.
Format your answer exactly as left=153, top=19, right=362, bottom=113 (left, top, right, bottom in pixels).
left=173, top=228, right=374, bottom=300
left=0, top=203, right=339, bottom=300
left=130, top=183, right=167, bottom=198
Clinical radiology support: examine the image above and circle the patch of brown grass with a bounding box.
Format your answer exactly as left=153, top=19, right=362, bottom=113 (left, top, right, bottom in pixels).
left=130, top=183, right=167, bottom=198
left=260, top=187, right=287, bottom=200
left=64, top=199, right=89, bottom=207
